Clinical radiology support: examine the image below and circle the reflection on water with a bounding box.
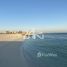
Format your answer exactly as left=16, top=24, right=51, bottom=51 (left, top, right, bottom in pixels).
left=21, top=33, right=67, bottom=67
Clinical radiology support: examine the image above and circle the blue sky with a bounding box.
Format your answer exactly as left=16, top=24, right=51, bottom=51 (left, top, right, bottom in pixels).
left=0, top=0, right=67, bottom=32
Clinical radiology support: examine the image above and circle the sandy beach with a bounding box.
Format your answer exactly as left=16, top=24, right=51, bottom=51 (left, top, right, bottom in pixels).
left=0, top=34, right=23, bottom=41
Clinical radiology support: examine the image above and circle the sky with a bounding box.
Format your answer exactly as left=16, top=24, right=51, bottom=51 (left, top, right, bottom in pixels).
left=0, top=0, right=67, bottom=32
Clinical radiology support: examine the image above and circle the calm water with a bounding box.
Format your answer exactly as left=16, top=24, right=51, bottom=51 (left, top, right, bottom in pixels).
left=21, top=33, right=67, bottom=67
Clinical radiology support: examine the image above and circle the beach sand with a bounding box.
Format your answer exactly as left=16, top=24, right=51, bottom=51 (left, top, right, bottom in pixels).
left=0, top=34, right=23, bottom=41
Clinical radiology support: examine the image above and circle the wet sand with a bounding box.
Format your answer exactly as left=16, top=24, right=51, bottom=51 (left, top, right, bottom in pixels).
left=0, top=41, right=29, bottom=67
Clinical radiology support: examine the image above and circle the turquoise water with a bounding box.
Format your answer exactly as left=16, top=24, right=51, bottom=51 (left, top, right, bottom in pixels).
left=22, top=33, right=67, bottom=67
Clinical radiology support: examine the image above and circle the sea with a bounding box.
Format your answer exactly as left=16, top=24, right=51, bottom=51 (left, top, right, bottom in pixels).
left=22, top=33, right=67, bottom=67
